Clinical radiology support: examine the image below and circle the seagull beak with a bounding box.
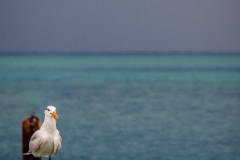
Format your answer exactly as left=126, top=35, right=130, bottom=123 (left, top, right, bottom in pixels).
left=51, top=111, right=58, bottom=120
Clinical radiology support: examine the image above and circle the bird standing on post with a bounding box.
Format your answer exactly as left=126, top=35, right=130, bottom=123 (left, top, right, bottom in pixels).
left=24, top=106, right=62, bottom=160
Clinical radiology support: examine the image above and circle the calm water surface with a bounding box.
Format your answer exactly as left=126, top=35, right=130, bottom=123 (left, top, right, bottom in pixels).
left=0, top=54, right=240, bottom=160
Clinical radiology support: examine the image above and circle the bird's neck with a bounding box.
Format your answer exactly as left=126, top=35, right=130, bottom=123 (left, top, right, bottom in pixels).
left=40, top=115, right=57, bottom=133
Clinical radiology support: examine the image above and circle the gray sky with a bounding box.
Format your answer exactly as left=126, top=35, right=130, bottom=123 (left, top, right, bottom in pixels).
left=0, top=0, right=240, bottom=52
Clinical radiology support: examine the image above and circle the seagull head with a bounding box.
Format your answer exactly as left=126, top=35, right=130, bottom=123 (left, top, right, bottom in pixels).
left=45, top=106, right=58, bottom=121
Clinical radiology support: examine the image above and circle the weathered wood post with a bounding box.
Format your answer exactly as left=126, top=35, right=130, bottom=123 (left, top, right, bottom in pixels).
left=22, top=116, right=41, bottom=160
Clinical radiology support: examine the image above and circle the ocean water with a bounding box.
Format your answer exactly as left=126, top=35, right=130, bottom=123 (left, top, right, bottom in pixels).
left=0, top=53, right=240, bottom=160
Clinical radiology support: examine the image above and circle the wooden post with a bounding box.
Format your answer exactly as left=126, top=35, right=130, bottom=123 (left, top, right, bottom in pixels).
left=22, top=116, right=41, bottom=160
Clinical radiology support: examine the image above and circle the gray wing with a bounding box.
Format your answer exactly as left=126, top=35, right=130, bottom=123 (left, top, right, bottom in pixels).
left=29, top=130, right=46, bottom=154
left=52, top=134, right=62, bottom=156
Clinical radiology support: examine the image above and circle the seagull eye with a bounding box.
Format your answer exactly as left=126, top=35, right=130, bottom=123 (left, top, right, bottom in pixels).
left=46, top=108, right=50, bottom=111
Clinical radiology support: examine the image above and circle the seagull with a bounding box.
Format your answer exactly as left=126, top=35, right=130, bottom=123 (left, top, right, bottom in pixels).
left=24, top=106, right=62, bottom=160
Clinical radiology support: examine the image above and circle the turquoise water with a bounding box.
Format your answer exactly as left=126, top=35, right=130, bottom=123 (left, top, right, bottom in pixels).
left=0, top=53, right=240, bottom=159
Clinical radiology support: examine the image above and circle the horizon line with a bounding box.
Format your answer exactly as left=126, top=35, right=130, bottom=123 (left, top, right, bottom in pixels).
left=0, top=50, right=240, bottom=56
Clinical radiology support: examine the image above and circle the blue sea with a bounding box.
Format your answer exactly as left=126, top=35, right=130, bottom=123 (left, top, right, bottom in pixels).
left=0, top=52, right=240, bottom=160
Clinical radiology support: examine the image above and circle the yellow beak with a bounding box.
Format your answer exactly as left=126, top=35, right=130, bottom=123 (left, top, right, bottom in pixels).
left=51, top=111, right=58, bottom=120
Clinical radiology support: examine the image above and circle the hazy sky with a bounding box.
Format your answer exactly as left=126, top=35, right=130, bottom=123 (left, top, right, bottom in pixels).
left=0, top=1, right=240, bottom=52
